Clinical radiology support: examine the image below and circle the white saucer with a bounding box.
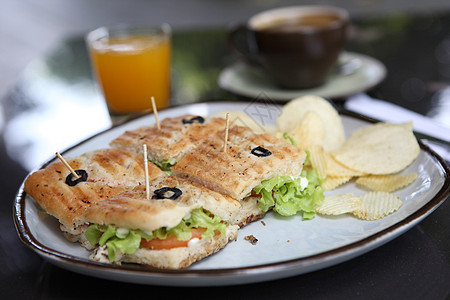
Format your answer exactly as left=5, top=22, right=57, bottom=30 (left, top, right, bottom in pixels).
left=218, top=52, right=387, bottom=100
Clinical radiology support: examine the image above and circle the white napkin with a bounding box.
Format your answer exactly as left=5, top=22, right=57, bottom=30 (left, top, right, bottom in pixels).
left=345, top=93, right=450, bottom=162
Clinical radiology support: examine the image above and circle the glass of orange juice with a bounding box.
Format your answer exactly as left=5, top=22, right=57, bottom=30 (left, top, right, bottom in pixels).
left=86, top=24, right=171, bottom=123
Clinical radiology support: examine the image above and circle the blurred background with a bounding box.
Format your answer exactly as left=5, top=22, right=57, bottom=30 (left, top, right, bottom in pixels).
left=2, top=0, right=450, bottom=102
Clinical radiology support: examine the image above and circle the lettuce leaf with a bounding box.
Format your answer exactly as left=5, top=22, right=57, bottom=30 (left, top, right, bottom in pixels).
left=303, top=150, right=311, bottom=167
left=85, top=224, right=102, bottom=246
left=85, top=208, right=226, bottom=262
left=253, top=169, right=325, bottom=219
left=150, top=159, right=176, bottom=175
left=283, top=132, right=297, bottom=147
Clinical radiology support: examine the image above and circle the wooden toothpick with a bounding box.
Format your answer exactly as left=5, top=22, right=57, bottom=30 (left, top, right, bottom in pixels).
left=55, top=152, right=80, bottom=179
left=143, top=144, right=150, bottom=200
left=151, top=96, right=161, bottom=130
left=223, top=113, right=230, bottom=153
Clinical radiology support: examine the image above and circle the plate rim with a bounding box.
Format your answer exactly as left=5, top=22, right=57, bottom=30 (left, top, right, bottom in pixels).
left=13, top=101, right=450, bottom=285
left=218, top=51, right=387, bottom=100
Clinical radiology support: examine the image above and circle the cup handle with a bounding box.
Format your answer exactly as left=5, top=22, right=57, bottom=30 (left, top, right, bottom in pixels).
left=228, top=24, right=261, bottom=66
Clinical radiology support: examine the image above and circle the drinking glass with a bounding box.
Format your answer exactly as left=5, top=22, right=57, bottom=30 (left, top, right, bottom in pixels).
left=86, top=24, right=171, bottom=123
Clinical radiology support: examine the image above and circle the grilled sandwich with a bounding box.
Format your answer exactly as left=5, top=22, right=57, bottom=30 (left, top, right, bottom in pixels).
left=172, top=124, right=319, bottom=220
left=111, top=114, right=319, bottom=222
left=83, top=176, right=240, bottom=269
left=24, top=148, right=164, bottom=249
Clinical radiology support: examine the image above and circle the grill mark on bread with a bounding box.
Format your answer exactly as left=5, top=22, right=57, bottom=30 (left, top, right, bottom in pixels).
left=110, top=116, right=226, bottom=162
left=173, top=124, right=306, bottom=200
left=24, top=148, right=165, bottom=229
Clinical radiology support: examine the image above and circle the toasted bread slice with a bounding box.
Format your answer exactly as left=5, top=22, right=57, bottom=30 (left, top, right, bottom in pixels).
left=172, top=125, right=307, bottom=200
left=83, top=176, right=240, bottom=230
left=110, top=115, right=227, bottom=163
left=24, top=148, right=164, bottom=232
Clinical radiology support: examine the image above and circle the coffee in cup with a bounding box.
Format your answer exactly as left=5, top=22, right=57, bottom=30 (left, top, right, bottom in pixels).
left=229, top=6, right=349, bottom=89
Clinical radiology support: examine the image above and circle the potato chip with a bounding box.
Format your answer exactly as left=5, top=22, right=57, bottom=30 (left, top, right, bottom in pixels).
left=211, top=111, right=276, bottom=134
left=356, top=173, right=418, bottom=192
left=277, top=95, right=345, bottom=151
left=326, top=152, right=365, bottom=177
left=289, top=111, right=325, bottom=150
left=331, top=122, right=420, bottom=175
left=308, top=145, right=327, bottom=179
left=352, top=191, right=403, bottom=220
left=321, top=176, right=353, bottom=191
left=316, top=193, right=362, bottom=215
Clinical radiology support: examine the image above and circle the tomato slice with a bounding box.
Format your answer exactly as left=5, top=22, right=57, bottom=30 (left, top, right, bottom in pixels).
left=251, top=190, right=261, bottom=197
left=140, top=228, right=212, bottom=250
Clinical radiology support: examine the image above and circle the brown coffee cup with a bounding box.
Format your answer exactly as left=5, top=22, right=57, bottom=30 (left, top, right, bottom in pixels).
left=229, top=6, right=349, bottom=89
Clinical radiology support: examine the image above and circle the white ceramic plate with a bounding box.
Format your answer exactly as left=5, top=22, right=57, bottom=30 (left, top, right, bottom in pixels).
left=218, top=52, right=387, bottom=100
left=14, top=102, right=449, bottom=287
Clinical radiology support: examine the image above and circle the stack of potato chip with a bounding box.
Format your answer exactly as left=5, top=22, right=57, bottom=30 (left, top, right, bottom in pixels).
left=277, top=95, right=420, bottom=221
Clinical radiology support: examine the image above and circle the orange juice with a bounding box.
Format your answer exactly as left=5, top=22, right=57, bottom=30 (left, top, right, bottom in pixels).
left=88, top=32, right=171, bottom=115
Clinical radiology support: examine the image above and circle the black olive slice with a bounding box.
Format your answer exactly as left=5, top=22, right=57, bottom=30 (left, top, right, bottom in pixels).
left=152, top=187, right=183, bottom=200
left=182, top=116, right=205, bottom=124
left=65, top=169, right=88, bottom=186
left=251, top=146, right=272, bottom=157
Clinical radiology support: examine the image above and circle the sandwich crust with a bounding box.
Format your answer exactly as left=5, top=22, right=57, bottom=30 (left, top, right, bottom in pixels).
left=110, top=115, right=227, bottom=162
left=84, top=176, right=241, bottom=269
left=172, top=125, right=307, bottom=200
left=90, top=225, right=239, bottom=269
left=24, top=148, right=164, bottom=230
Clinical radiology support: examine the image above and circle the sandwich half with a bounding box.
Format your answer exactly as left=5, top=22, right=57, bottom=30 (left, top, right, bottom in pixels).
left=110, top=114, right=267, bottom=225
left=172, top=124, right=324, bottom=220
left=110, top=115, right=227, bottom=173
left=111, top=114, right=323, bottom=222
left=24, top=148, right=164, bottom=249
left=83, top=176, right=240, bottom=269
